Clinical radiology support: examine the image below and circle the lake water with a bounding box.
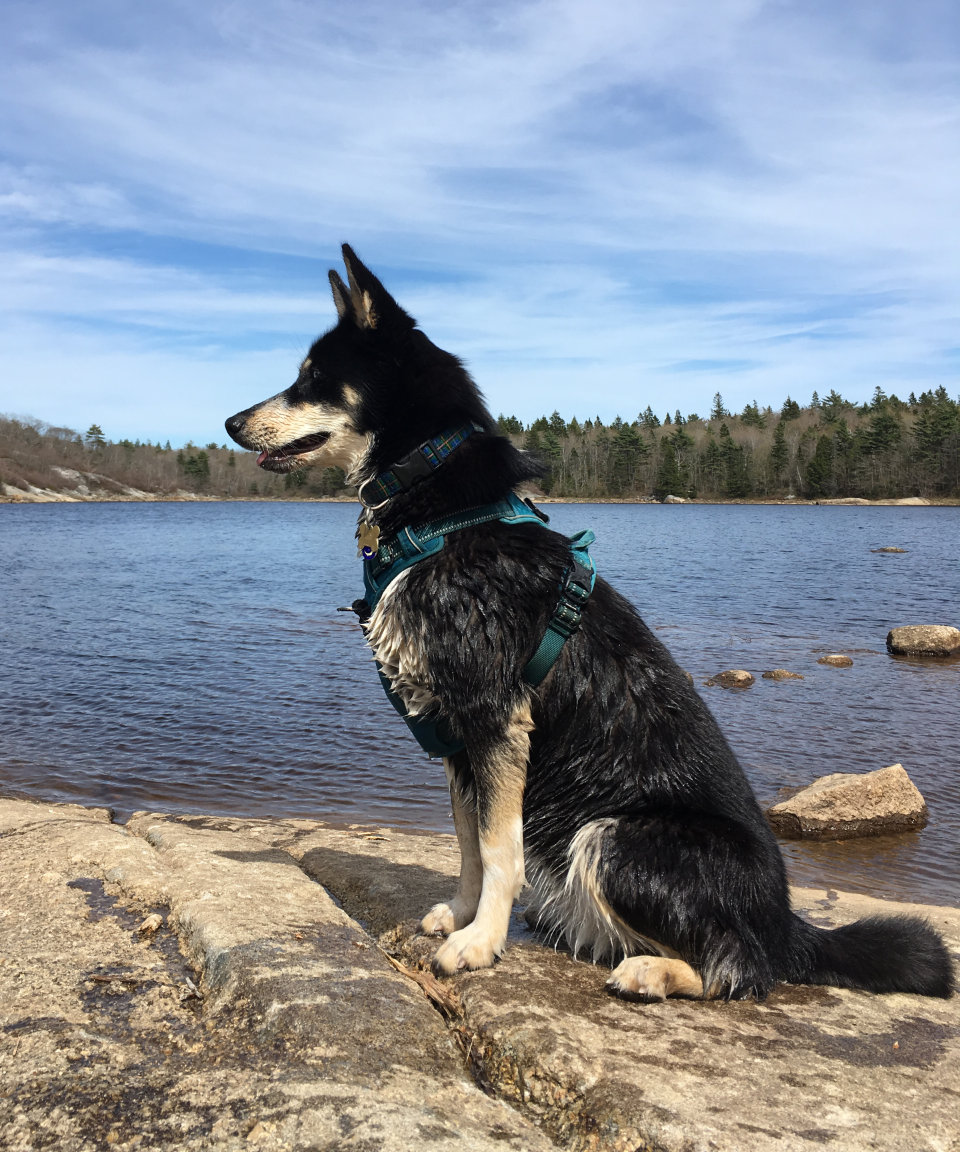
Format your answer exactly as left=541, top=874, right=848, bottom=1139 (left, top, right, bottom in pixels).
left=2, top=501, right=958, bottom=906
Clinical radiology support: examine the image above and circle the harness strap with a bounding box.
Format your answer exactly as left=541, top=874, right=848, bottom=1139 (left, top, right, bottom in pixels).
left=361, top=495, right=596, bottom=758
left=363, top=491, right=546, bottom=608
left=522, top=530, right=596, bottom=686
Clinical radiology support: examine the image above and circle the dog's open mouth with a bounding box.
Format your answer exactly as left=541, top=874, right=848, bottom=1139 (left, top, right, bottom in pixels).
left=256, top=432, right=331, bottom=472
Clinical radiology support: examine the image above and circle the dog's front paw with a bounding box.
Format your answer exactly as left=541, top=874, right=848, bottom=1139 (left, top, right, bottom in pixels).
left=431, top=923, right=504, bottom=975
left=421, top=903, right=458, bottom=935
left=420, top=899, right=477, bottom=936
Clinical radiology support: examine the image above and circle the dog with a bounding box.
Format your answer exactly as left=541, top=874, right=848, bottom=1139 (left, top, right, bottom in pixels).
left=226, top=245, right=953, bottom=1001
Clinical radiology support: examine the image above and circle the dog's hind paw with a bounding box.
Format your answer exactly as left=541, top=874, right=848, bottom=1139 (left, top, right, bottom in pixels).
left=431, top=924, right=504, bottom=975
left=607, top=956, right=704, bottom=1001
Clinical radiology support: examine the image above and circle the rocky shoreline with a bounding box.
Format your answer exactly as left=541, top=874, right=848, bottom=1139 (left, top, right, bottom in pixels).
left=1, top=797, right=958, bottom=1151
left=3, top=484, right=958, bottom=506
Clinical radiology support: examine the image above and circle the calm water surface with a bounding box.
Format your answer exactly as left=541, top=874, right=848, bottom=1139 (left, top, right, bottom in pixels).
left=2, top=501, right=958, bottom=906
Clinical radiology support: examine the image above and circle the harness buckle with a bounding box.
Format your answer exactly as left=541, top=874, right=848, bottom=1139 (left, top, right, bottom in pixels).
left=390, top=449, right=435, bottom=490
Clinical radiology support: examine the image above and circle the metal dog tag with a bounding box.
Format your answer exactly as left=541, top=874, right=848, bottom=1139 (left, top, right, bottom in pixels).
left=357, top=522, right=380, bottom=558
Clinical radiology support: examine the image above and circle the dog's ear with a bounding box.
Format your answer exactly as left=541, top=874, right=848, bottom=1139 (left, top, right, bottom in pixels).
left=341, top=243, right=400, bottom=331
left=328, top=270, right=353, bottom=320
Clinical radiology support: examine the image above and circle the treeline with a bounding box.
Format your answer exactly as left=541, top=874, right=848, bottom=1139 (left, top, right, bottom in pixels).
left=0, top=417, right=347, bottom=499
left=497, top=387, right=960, bottom=500
left=4, top=384, right=959, bottom=503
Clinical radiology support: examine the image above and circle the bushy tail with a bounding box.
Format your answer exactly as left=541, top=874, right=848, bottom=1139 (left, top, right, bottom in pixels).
left=787, top=914, right=954, bottom=997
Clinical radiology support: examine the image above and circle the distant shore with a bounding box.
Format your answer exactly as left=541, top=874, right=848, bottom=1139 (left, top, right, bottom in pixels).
left=3, top=489, right=959, bottom=507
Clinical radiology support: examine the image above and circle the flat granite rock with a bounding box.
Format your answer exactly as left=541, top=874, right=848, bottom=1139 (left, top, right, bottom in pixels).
left=0, top=800, right=553, bottom=1152
left=767, top=764, right=929, bottom=840
left=2, top=799, right=958, bottom=1152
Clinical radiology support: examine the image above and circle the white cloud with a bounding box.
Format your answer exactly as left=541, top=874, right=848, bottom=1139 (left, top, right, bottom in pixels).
left=0, top=0, right=958, bottom=441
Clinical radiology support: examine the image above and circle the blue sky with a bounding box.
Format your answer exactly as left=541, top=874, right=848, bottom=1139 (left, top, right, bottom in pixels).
left=1, top=0, right=958, bottom=447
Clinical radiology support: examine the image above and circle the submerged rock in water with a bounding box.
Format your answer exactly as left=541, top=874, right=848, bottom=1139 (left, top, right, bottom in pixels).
left=705, top=669, right=755, bottom=688
left=767, top=763, right=928, bottom=840
left=871, top=546, right=908, bottom=553
left=887, top=625, right=960, bottom=658
left=817, top=653, right=854, bottom=667
left=762, top=669, right=804, bottom=680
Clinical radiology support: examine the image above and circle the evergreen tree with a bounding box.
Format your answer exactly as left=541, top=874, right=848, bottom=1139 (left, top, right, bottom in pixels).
left=610, top=423, right=648, bottom=494
left=653, top=437, right=682, bottom=501
left=820, top=390, right=849, bottom=423
left=865, top=407, right=901, bottom=454
left=179, top=449, right=210, bottom=487
left=719, top=424, right=751, bottom=497
left=85, top=424, right=107, bottom=451
left=653, top=426, right=693, bottom=500
left=741, top=400, right=766, bottom=429
left=781, top=396, right=801, bottom=420
left=710, top=392, right=728, bottom=421
left=769, top=420, right=788, bottom=482
left=496, top=414, right=524, bottom=435
left=804, top=434, right=835, bottom=497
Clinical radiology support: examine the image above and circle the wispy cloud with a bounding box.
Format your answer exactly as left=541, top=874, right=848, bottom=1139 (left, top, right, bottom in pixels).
left=1, top=0, right=958, bottom=442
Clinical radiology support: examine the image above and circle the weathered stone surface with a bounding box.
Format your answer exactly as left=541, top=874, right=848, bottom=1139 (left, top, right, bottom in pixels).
left=704, top=669, right=755, bottom=688
left=767, top=764, right=928, bottom=840
left=255, top=819, right=960, bottom=1152
left=887, top=624, right=960, bottom=657
left=818, top=653, right=854, bottom=667
left=871, top=546, right=908, bottom=553
left=3, top=799, right=959, bottom=1152
left=761, top=668, right=804, bottom=680
left=0, top=800, right=552, bottom=1152
left=662, top=494, right=687, bottom=503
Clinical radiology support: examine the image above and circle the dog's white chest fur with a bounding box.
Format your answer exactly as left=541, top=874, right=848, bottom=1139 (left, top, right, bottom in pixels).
left=363, top=570, right=436, bottom=716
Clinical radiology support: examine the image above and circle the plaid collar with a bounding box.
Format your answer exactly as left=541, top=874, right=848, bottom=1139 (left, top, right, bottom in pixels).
left=357, top=422, right=484, bottom=508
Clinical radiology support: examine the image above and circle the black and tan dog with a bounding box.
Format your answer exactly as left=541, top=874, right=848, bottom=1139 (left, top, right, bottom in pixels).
left=226, top=246, right=953, bottom=1001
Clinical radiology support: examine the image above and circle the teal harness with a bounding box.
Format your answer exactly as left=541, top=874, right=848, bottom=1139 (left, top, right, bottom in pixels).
left=361, top=490, right=596, bottom=757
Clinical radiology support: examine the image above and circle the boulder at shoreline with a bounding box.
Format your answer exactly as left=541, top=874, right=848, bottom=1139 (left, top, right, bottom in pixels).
left=887, top=624, right=960, bottom=657
left=767, top=764, right=928, bottom=840
left=1, top=797, right=958, bottom=1152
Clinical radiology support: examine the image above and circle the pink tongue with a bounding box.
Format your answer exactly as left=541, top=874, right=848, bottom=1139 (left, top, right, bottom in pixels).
left=256, top=451, right=268, bottom=466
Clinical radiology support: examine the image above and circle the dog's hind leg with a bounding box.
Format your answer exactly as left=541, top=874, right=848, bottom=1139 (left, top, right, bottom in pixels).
left=421, top=760, right=483, bottom=935
left=431, top=701, right=532, bottom=975
left=562, top=813, right=785, bottom=1000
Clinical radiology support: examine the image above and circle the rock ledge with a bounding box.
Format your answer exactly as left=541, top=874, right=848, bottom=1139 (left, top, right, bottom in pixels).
left=1, top=797, right=958, bottom=1152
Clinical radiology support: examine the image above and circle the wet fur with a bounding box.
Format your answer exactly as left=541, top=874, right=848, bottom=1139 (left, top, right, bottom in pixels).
left=226, top=245, right=954, bottom=1001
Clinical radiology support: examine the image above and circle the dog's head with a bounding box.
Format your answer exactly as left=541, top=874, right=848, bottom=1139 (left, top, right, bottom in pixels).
left=225, top=245, right=492, bottom=481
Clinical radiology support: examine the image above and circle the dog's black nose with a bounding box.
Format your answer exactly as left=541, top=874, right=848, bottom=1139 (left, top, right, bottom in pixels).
left=225, top=412, right=245, bottom=442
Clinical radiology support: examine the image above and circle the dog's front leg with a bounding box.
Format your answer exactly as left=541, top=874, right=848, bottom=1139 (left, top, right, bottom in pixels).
left=421, top=761, right=483, bottom=935
left=431, top=702, right=531, bottom=975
